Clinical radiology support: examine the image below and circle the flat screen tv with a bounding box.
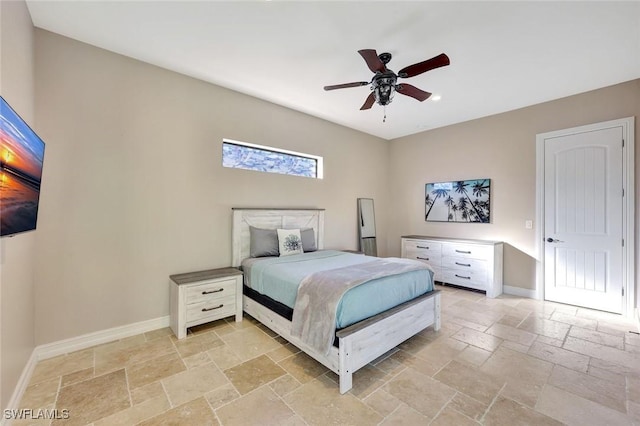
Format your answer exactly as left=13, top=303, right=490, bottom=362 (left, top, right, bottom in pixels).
left=0, top=96, right=45, bottom=237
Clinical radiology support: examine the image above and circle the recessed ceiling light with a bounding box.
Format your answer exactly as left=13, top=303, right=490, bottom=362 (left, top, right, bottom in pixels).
left=431, top=95, right=442, bottom=102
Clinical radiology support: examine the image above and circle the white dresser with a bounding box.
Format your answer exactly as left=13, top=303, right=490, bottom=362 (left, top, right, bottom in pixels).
left=170, top=267, right=243, bottom=339
left=401, top=235, right=503, bottom=298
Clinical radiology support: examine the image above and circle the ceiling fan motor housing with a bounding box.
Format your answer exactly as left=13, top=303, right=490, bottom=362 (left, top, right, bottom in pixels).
left=378, top=52, right=392, bottom=64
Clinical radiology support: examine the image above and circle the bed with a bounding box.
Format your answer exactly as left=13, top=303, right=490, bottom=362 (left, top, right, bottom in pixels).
left=231, top=208, right=441, bottom=393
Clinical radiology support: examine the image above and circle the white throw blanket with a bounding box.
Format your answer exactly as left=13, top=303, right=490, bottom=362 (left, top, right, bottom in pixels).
left=291, top=257, right=432, bottom=355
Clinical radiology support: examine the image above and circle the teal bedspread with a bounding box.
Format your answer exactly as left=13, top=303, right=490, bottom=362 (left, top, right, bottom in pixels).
left=243, top=250, right=434, bottom=329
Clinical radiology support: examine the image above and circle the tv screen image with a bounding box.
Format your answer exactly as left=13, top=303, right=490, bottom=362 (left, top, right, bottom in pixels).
left=0, top=96, right=45, bottom=237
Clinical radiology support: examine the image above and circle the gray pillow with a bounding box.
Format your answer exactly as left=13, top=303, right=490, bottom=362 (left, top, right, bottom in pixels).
left=301, top=228, right=317, bottom=252
left=249, top=226, right=279, bottom=257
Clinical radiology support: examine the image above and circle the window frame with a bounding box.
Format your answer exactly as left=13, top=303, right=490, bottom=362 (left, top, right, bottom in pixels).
left=222, top=138, right=324, bottom=179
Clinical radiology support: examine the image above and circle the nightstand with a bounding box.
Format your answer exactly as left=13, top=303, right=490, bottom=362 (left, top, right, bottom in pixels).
left=169, top=267, right=243, bottom=339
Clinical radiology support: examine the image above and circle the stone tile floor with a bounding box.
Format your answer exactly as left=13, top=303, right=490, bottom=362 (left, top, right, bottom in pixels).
left=15, top=285, right=640, bottom=425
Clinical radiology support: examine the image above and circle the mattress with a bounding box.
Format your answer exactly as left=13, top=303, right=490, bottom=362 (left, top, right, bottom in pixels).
left=242, top=250, right=434, bottom=329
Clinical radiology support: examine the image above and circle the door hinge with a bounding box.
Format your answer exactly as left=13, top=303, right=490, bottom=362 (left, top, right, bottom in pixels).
left=622, top=139, right=625, bottom=147
left=622, top=239, right=625, bottom=247
left=622, top=287, right=625, bottom=297
left=623, top=188, right=625, bottom=197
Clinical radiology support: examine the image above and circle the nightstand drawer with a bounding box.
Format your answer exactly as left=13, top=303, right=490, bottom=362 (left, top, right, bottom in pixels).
left=186, top=294, right=237, bottom=324
left=186, top=279, right=237, bottom=304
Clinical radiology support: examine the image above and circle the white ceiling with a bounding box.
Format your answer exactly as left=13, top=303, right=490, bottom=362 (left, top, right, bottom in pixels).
left=26, top=1, right=640, bottom=140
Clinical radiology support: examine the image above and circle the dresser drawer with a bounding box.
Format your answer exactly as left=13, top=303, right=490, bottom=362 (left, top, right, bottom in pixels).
left=404, top=251, right=441, bottom=266
left=186, top=279, right=237, bottom=304
left=186, top=294, right=237, bottom=324
left=441, top=256, right=488, bottom=273
left=442, top=243, right=491, bottom=260
left=403, top=240, right=441, bottom=265
left=441, top=270, right=487, bottom=291
left=431, top=266, right=443, bottom=282
left=404, top=240, right=441, bottom=255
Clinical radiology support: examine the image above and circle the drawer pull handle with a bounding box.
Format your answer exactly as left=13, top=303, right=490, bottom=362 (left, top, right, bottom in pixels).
left=417, top=245, right=429, bottom=249
left=202, top=304, right=224, bottom=312
left=455, top=250, right=472, bottom=254
left=455, top=274, right=471, bottom=280
left=202, top=289, right=224, bottom=295
left=455, top=262, right=471, bottom=267
left=417, top=256, right=430, bottom=261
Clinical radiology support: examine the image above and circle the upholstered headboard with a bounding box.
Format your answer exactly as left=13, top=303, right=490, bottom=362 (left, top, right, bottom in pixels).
left=231, top=208, right=325, bottom=267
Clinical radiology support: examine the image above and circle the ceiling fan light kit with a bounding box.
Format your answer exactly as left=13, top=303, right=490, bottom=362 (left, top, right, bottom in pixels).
left=324, top=49, right=450, bottom=121
left=372, top=73, right=396, bottom=106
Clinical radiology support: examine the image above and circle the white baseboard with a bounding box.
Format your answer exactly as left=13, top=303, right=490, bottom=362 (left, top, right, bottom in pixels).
left=36, top=315, right=170, bottom=361
left=2, top=350, right=38, bottom=426
left=2, top=316, right=170, bottom=426
left=503, top=285, right=537, bottom=299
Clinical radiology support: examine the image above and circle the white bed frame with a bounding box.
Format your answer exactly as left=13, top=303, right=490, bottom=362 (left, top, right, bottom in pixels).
left=231, top=208, right=441, bottom=394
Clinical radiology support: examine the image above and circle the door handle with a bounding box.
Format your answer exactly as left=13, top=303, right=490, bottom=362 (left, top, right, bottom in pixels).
left=546, top=237, right=564, bottom=243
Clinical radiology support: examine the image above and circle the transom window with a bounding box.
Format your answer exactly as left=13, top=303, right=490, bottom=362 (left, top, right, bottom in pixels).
left=222, top=139, right=323, bottom=179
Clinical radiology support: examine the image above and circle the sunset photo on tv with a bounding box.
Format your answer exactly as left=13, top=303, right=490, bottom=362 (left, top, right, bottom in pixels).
left=0, top=96, right=45, bottom=237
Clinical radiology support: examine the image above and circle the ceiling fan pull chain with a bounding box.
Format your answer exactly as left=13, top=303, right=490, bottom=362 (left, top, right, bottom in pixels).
left=383, top=105, right=387, bottom=123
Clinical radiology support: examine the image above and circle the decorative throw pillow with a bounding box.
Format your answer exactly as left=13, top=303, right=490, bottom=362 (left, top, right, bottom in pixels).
left=250, top=226, right=279, bottom=257
left=300, top=228, right=317, bottom=252
left=277, top=228, right=304, bottom=256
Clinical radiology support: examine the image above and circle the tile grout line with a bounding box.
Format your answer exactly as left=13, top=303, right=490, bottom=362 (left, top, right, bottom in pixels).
left=478, top=382, right=508, bottom=424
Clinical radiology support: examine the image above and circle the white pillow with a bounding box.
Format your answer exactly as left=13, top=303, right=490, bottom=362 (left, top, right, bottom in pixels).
left=277, top=228, right=304, bottom=256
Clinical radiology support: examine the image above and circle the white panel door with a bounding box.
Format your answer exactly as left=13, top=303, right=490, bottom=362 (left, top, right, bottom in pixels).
left=544, top=126, right=623, bottom=313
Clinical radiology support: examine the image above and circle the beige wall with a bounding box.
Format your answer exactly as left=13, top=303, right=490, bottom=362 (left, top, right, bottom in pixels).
left=388, top=80, right=640, bottom=296
left=33, top=30, right=389, bottom=345
left=0, top=0, right=37, bottom=410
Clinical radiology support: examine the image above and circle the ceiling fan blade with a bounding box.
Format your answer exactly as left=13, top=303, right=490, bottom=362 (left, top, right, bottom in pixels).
left=360, top=92, right=376, bottom=110
left=358, top=49, right=387, bottom=73
left=324, top=81, right=369, bottom=91
left=398, top=53, right=450, bottom=78
left=396, top=84, right=432, bottom=102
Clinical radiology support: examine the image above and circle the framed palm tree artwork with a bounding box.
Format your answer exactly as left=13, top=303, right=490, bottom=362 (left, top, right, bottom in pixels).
left=425, top=179, right=490, bottom=223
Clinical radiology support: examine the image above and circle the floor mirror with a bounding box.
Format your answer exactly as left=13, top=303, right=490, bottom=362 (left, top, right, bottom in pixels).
left=357, top=198, right=377, bottom=256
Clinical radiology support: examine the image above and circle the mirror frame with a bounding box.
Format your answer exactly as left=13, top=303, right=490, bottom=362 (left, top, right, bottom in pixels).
left=357, top=198, right=377, bottom=256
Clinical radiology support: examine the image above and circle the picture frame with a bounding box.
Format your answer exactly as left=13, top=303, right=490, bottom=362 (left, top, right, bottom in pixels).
left=425, top=179, right=490, bottom=223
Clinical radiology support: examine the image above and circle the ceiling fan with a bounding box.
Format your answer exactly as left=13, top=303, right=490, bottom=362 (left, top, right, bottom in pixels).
left=324, top=49, right=450, bottom=111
